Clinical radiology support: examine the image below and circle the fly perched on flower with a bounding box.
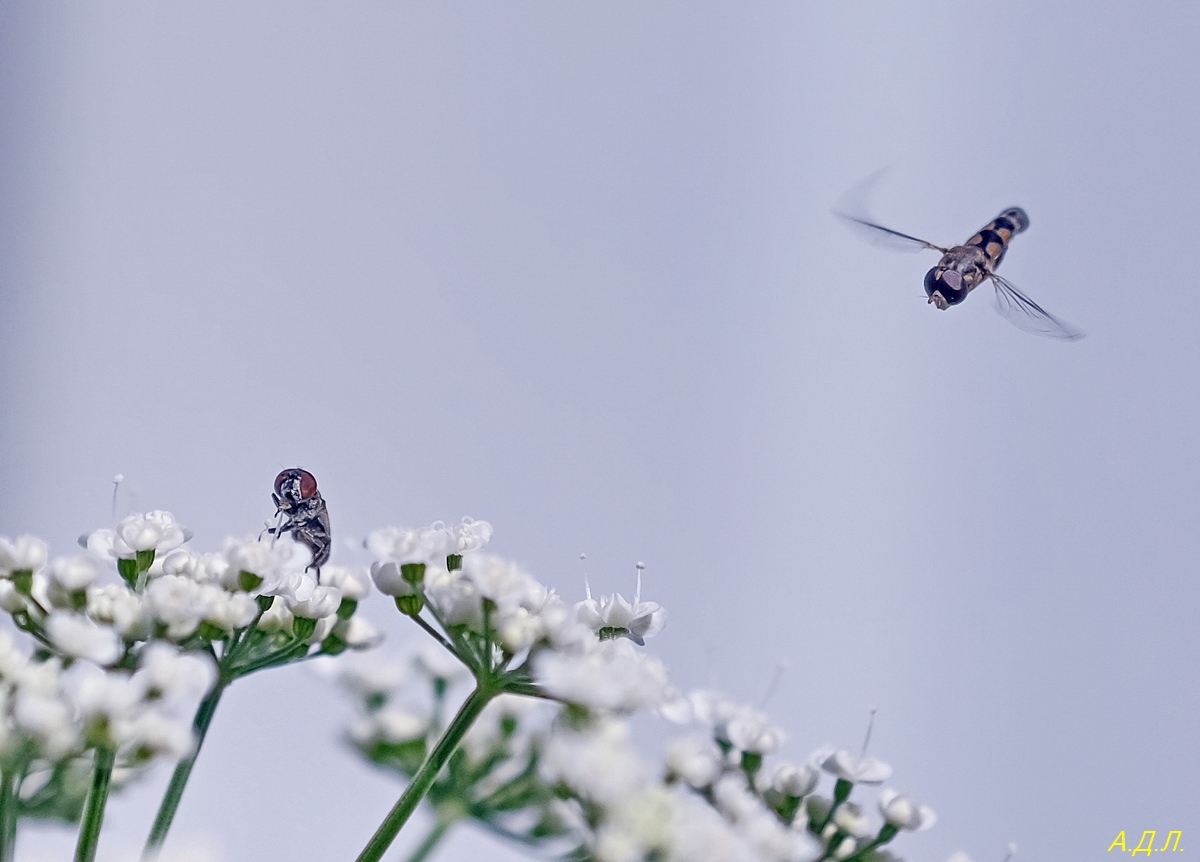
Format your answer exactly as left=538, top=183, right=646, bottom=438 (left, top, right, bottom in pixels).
left=838, top=197, right=1084, bottom=340
left=265, top=468, right=332, bottom=577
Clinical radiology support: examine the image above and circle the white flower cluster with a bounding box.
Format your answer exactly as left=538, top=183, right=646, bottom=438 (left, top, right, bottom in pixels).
left=0, top=513, right=381, bottom=831
left=0, top=630, right=214, bottom=781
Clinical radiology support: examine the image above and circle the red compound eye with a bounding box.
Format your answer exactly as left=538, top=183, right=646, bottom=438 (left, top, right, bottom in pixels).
left=275, top=468, right=319, bottom=498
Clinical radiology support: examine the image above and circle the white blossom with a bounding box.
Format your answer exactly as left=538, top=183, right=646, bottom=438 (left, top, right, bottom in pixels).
left=366, top=524, right=457, bottom=567
left=134, top=643, right=217, bottom=705
left=535, top=638, right=671, bottom=712
left=320, top=565, right=371, bottom=600
left=221, top=536, right=314, bottom=600
left=0, top=581, right=27, bottom=613
left=47, top=556, right=98, bottom=593
left=369, top=561, right=420, bottom=598
left=452, top=517, right=493, bottom=553
left=333, top=616, right=382, bottom=649
left=12, top=688, right=78, bottom=758
left=350, top=706, right=430, bottom=745
left=144, top=576, right=215, bottom=640
left=205, top=591, right=259, bottom=632
left=84, top=511, right=191, bottom=560
left=0, top=534, right=48, bottom=575
left=87, top=584, right=152, bottom=640
left=161, top=549, right=228, bottom=585
left=832, top=802, right=873, bottom=838
left=422, top=566, right=482, bottom=626
left=287, top=584, right=342, bottom=620
left=575, top=575, right=665, bottom=646
left=815, top=746, right=893, bottom=785
left=125, top=709, right=194, bottom=760
left=878, top=788, right=937, bottom=831
left=540, top=718, right=649, bottom=805
left=45, top=612, right=122, bottom=665
left=769, top=763, right=819, bottom=798
left=666, top=735, right=724, bottom=788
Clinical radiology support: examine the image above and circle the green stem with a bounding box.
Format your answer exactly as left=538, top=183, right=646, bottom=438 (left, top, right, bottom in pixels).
left=0, top=767, right=18, bottom=862
left=354, top=685, right=496, bottom=862
left=74, top=747, right=116, bottom=862
left=403, top=816, right=456, bottom=862
left=142, top=678, right=228, bottom=859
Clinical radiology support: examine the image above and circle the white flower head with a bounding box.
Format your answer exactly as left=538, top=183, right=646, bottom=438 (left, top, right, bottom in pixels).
left=453, top=517, right=493, bottom=553
left=144, top=576, right=215, bottom=640
left=47, top=556, right=99, bottom=593
left=366, top=524, right=456, bottom=567
left=422, top=566, right=482, bottom=627
left=287, top=584, right=343, bottom=620
left=13, top=688, right=79, bottom=758
left=665, top=735, right=725, bottom=788
left=878, top=789, right=937, bottom=831
left=134, top=642, right=217, bottom=706
left=535, top=637, right=670, bottom=712
left=540, top=718, right=649, bottom=805
left=124, top=708, right=194, bottom=760
left=87, top=584, right=152, bottom=640
left=161, top=549, right=228, bottom=585
left=816, top=747, right=892, bottom=785
left=221, top=536, right=314, bottom=601
left=575, top=566, right=666, bottom=646
left=832, top=801, right=874, bottom=838
left=0, top=535, right=49, bottom=575
left=83, top=511, right=191, bottom=560
left=332, top=616, right=382, bottom=649
left=45, top=612, right=123, bottom=665
left=460, top=554, right=547, bottom=611
left=770, top=762, right=819, bottom=798
left=369, top=561, right=420, bottom=598
left=320, top=565, right=371, bottom=600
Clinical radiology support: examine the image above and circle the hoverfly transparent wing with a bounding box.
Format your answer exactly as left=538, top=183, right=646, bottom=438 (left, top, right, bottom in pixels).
left=835, top=169, right=949, bottom=254
left=836, top=213, right=948, bottom=254
left=988, top=273, right=1085, bottom=341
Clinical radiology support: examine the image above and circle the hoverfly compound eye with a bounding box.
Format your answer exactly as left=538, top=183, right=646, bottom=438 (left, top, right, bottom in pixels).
left=924, top=267, right=967, bottom=307
left=297, top=470, right=318, bottom=499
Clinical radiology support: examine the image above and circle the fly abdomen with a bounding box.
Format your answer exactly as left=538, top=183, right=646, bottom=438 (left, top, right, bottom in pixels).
left=965, top=207, right=1029, bottom=271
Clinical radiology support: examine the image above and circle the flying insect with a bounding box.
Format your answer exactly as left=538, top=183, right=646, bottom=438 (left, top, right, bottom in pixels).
left=839, top=204, right=1083, bottom=340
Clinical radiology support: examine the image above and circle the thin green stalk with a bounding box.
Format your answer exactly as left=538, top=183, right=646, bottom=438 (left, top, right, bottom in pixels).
left=355, top=685, right=496, bottom=862
left=74, top=747, right=116, bottom=862
left=142, top=678, right=228, bottom=859
left=403, top=816, right=456, bottom=862
left=0, top=767, right=18, bottom=862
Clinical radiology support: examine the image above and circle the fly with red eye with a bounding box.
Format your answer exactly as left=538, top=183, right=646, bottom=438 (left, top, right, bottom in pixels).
left=265, top=468, right=332, bottom=577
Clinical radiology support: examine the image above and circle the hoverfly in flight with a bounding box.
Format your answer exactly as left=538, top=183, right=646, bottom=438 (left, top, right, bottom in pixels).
left=264, top=468, right=332, bottom=578
left=838, top=199, right=1084, bottom=340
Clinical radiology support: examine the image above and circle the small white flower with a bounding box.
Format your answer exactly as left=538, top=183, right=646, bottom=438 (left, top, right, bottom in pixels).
left=161, top=549, right=228, bottom=585
left=134, top=643, right=217, bottom=705
left=320, top=566, right=371, bottom=600
left=575, top=572, right=665, bottom=646
left=12, top=689, right=79, bottom=758
left=366, top=524, right=456, bottom=567
left=46, top=556, right=98, bottom=593
left=726, top=710, right=786, bottom=755
left=770, top=763, right=819, bottom=798
left=0, top=580, right=27, bottom=613
left=816, top=747, right=892, bottom=785
left=144, top=576, right=214, bottom=640
left=461, top=554, right=547, bottom=611
left=323, top=652, right=408, bottom=700
left=369, top=561, right=419, bottom=598
left=452, top=517, right=493, bottom=553
left=287, top=584, right=342, bottom=620
left=832, top=802, right=873, bottom=838
left=350, top=706, right=430, bottom=745
left=87, top=584, right=152, bottom=640
left=333, top=616, right=383, bottom=649
left=45, top=613, right=123, bottom=665
left=61, top=661, right=142, bottom=724
left=665, top=735, right=724, bottom=788
left=878, top=788, right=937, bottom=831
left=83, top=511, right=191, bottom=560
left=535, top=638, right=670, bottom=712
left=0, top=535, right=48, bottom=575
left=221, top=536, right=313, bottom=600
left=540, top=718, right=648, bottom=805
left=423, top=566, right=482, bottom=627
left=125, top=708, right=194, bottom=760
left=205, top=591, right=258, bottom=632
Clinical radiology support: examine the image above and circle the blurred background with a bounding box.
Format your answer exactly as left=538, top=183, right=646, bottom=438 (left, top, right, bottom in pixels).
left=2, top=2, right=1198, bottom=860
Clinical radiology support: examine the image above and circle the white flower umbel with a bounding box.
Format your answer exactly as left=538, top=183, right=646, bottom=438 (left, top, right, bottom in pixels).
left=815, top=747, right=893, bottom=785
left=134, top=643, right=217, bottom=706
left=87, top=584, right=152, bottom=640
left=366, top=525, right=457, bottom=568
left=321, top=565, right=372, bottom=600
left=665, top=735, right=725, bottom=788
left=540, top=717, right=649, bottom=806
left=83, top=511, right=192, bottom=561
left=220, top=535, right=315, bottom=600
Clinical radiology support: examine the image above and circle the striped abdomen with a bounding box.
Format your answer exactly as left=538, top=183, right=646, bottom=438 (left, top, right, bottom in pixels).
left=964, top=207, right=1029, bottom=271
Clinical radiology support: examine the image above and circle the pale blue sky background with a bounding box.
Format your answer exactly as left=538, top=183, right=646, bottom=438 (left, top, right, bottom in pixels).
left=2, top=3, right=1198, bottom=861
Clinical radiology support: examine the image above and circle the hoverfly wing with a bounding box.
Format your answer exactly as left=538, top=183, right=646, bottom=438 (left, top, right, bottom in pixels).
left=836, top=213, right=948, bottom=254
left=988, top=273, right=1085, bottom=341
